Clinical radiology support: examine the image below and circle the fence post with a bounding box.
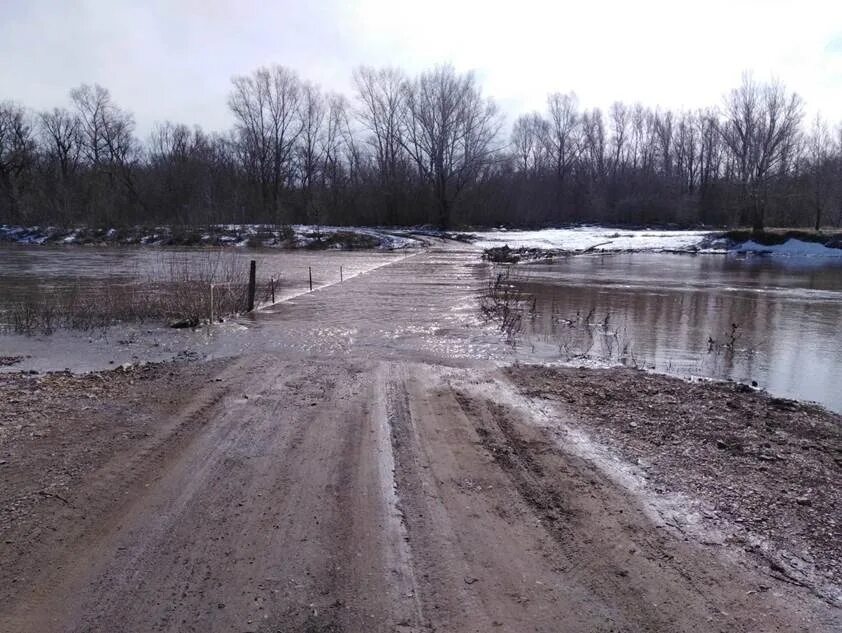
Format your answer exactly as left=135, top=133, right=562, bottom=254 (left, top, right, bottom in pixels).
left=270, top=277, right=275, bottom=303
left=309, top=266, right=313, bottom=292
left=210, top=284, right=214, bottom=323
left=247, top=260, right=256, bottom=311
left=340, top=265, right=343, bottom=282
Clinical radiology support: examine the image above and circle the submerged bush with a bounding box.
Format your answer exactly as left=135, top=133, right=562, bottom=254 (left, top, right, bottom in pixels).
left=0, top=250, right=275, bottom=335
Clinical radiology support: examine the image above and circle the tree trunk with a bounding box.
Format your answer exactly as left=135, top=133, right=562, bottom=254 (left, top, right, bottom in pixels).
left=436, top=172, right=450, bottom=229
left=438, top=196, right=449, bottom=230
left=752, top=196, right=765, bottom=232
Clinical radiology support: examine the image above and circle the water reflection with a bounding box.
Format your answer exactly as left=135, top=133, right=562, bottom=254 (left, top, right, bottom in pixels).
left=503, top=253, right=842, bottom=412
left=3, top=245, right=840, bottom=413
left=0, top=245, right=407, bottom=307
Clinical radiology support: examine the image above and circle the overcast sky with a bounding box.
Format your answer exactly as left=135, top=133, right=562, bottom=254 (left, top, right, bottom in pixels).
left=2, top=0, right=841, bottom=134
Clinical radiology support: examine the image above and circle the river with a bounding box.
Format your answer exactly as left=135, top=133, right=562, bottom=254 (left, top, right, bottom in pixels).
left=503, top=252, right=842, bottom=412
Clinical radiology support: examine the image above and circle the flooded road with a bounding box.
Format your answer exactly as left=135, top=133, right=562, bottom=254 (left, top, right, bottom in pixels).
left=1, top=243, right=841, bottom=412
left=0, top=245, right=415, bottom=372
left=505, top=253, right=842, bottom=412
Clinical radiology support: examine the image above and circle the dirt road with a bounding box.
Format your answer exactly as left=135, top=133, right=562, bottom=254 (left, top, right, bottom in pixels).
left=1, top=249, right=839, bottom=632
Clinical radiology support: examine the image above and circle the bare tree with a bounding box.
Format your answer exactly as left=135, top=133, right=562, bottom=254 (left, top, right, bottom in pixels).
left=70, top=84, right=109, bottom=166
left=674, top=113, right=699, bottom=194
left=805, top=115, right=835, bottom=230
left=546, top=92, right=579, bottom=216
left=336, top=94, right=364, bottom=197
left=580, top=108, right=606, bottom=182
left=297, top=82, right=326, bottom=218
left=400, top=65, right=501, bottom=228
left=608, top=102, right=629, bottom=178
left=697, top=108, right=721, bottom=194
left=353, top=66, right=409, bottom=223
left=511, top=112, right=549, bottom=175
left=69, top=84, right=141, bottom=223
left=0, top=102, right=36, bottom=223
left=147, top=121, right=214, bottom=225
left=719, top=73, right=803, bottom=230
left=229, top=65, right=303, bottom=219
left=2, top=63, right=840, bottom=231
left=39, top=107, right=82, bottom=221
left=40, top=108, right=81, bottom=179
left=653, top=110, right=674, bottom=179
left=837, top=126, right=842, bottom=227
left=149, top=121, right=191, bottom=164
left=319, top=93, right=352, bottom=218
left=70, top=84, right=135, bottom=169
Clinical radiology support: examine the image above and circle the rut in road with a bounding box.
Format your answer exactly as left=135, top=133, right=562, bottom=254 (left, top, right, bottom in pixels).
left=382, top=364, right=839, bottom=633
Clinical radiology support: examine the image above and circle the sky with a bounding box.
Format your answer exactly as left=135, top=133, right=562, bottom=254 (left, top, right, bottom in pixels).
left=1, top=0, right=841, bottom=135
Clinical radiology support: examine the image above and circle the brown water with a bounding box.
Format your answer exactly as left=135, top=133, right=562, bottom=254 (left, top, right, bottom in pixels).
left=1, top=245, right=841, bottom=412
left=0, top=244, right=416, bottom=373
left=0, top=244, right=407, bottom=305
left=504, top=253, right=842, bottom=412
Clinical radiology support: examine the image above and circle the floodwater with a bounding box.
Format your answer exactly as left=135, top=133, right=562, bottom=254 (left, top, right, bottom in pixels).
left=0, top=244, right=415, bottom=373
left=1, top=243, right=841, bottom=412
left=504, top=253, right=842, bottom=412
left=0, top=244, right=407, bottom=305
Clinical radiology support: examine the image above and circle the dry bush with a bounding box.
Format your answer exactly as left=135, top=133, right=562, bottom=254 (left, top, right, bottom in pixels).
left=147, top=250, right=250, bottom=324
left=479, top=268, right=527, bottom=343
left=2, top=250, right=257, bottom=335
left=480, top=265, right=637, bottom=364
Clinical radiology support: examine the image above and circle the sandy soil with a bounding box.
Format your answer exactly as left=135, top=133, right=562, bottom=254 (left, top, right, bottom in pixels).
left=1, top=248, right=839, bottom=632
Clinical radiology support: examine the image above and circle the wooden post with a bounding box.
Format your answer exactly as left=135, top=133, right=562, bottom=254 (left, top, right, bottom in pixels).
left=247, top=260, right=256, bottom=311
left=340, top=265, right=343, bottom=282
left=270, top=277, right=275, bottom=303
left=210, top=284, right=214, bottom=323
left=309, top=266, right=313, bottom=292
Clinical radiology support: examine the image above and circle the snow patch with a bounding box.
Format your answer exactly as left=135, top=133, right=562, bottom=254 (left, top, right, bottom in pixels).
left=473, top=227, right=712, bottom=253
left=0, top=223, right=426, bottom=251
left=731, top=238, right=842, bottom=258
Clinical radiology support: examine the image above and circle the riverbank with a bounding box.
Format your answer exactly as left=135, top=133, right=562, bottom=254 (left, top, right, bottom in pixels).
left=723, top=228, right=842, bottom=247
left=7, top=223, right=841, bottom=258
left=478, top=226, right=842, bottom=260
left=506, top=364, right=842, bottom=604
left=0, top=223, right=432, bottom=250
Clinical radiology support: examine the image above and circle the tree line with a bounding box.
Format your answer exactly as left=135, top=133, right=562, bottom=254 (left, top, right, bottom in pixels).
left=1, top=65, right=840, bottom=230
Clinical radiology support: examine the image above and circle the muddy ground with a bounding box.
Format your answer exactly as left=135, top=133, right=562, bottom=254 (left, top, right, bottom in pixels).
left=1, top=360, right=228, bottom=596
left=506, top=365, right=842, bottom=601
left=1, top=248, right=840, bottom=632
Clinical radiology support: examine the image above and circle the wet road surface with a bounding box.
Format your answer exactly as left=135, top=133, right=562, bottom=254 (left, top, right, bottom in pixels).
left=2, top=249, right=839, bottom=632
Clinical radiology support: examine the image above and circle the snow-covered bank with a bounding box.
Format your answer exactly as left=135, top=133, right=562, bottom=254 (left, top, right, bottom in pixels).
left=473, top=227, right=713, bottom=253
left=6, top=223, right=841, bottom=258
left=730, top=238, right=842, bottom=258
left=0, top=224, right=428, bottom=250
left=474, top=227, right=842, bottom=258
